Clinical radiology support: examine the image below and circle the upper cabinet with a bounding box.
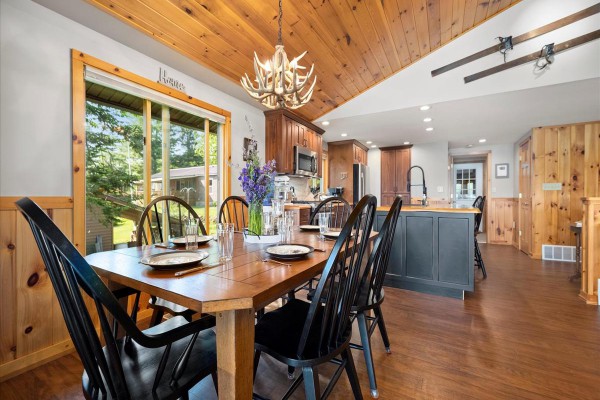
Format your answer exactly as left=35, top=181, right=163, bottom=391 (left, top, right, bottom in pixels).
left=380, top=145, right=411, bottom=206
left=265, top=109, right=324, bottom=176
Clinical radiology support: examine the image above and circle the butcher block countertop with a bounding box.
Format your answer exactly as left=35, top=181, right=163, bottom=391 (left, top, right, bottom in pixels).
left=284, top=204, right=312, bottom=210
left=377, top=205, right=480, bottom=213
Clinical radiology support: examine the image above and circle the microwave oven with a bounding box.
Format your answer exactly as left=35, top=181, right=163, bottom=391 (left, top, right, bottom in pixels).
left=294, top=146, right=318, bottom=177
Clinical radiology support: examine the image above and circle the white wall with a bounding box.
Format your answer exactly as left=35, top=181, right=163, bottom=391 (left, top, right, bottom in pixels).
left=0, top=0, right=265, bottom=197
left=366, top=149, right=381, bottom=199
left=450, top=144, right=516, bottom=198
left=410, top=141, right=449, bottom=200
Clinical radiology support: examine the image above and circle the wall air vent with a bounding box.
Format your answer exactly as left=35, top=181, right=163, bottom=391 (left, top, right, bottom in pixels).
left=542, top=245, right=575, bottom=262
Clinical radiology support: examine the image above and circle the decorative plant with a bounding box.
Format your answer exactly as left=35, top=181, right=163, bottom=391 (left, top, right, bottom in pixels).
left=238, top=148, right=276, bottom=235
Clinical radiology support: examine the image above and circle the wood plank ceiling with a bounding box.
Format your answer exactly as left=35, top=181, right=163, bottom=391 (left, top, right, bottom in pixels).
left=86, top=0, right=521, bottom=121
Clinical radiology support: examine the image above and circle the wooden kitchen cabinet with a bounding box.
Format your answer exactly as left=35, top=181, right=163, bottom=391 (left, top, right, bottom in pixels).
left=353, top=144, right=367, bottom=165
left=380, top=145, right=411, bottom=206
left=328, top=140, right=369, bottom=204
left=265, top=109, right=324, bottom=176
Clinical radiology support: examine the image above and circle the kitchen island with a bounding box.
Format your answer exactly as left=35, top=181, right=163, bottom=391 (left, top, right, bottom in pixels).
left=375, top=205, right=480, bottom=299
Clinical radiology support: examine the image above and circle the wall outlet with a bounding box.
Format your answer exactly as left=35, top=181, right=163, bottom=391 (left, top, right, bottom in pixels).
left=340, top=172, right=348, bottom=180
left=437, top=186, right=443, bottom=193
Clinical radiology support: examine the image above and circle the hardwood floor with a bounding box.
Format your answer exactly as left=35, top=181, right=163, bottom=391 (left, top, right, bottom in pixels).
left=1, top=245, right=599, bottom=399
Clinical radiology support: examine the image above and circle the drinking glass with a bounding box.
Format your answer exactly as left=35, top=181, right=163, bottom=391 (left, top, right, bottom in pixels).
left=272, top=199, right=285, bottom=218
left=284, top=211, right=295, bottom=243
left=318, top=212, right=330, bottom=240
left=185, top=218, right=199, bottom=250
left=278, top=218, right=289, bottom=244
left=263, top=211, right=274, bottom=235
left=217, top=223, right=234, bottom=261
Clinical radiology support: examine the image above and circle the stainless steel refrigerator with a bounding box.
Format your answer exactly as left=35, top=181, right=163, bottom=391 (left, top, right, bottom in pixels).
left=352, top=164, right=368, bottom=204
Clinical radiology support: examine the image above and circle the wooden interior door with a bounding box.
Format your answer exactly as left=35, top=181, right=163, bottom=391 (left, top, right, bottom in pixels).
left=519, top=139, right=532, bottom=255
left=380, top=149, right=396, bottom=206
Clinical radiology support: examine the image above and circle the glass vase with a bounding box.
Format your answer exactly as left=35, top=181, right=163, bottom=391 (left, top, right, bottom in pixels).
left=248, top=201, right=263, bottom=236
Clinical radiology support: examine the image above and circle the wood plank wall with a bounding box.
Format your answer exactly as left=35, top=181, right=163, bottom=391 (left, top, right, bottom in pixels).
left=0, top=197, right=75, bottom=381
left=488, top=198, right=518, bottom=245
left=531, top=122, right=600, bottom=259
left=580, top=197, right=600, bottom=305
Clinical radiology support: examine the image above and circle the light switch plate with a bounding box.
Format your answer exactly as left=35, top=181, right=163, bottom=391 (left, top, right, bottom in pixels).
left=437, top=186, right=443, bottom=193
left=543, top=182, right=562, bottom=191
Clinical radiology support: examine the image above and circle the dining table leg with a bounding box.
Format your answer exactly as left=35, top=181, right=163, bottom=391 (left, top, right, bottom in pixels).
left=216, top=308, right=255, bottom=400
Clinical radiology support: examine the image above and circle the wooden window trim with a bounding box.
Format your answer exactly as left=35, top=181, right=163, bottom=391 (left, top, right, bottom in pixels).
left=71, top=49, right=231, bottom=254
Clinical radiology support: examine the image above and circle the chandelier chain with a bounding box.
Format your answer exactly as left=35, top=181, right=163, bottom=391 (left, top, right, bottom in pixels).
left=277, top=0, right=283, bottom=45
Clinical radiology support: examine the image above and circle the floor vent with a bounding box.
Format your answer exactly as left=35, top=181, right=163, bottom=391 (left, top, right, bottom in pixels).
left=542, top=245, right=575, bottom=262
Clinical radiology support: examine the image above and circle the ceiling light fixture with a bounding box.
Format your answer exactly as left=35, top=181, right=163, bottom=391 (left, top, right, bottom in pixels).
left=341, top=133, right=348, bottom=137
left=479, top=138, right=487, bottom=143
left=466, top=144, right=473, bottom=148
left=371, top=145, right=377, bottom=148
left=423, top=117, right=432, bottom=122
left=404, top=141, right=410, bottom=145
left=322, top=121, right=330, bottom=126
left=240, top=0, right=316, bottom=110
left=366, top=141, right=372, bottom=144
left=420, top=105, right=430, bottom=111
left=426, top=127, right=434, bottom=132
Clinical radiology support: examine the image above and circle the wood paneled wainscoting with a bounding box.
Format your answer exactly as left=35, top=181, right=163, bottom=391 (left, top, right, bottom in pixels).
left=488, top=198, right=518, bottom=245
left=580, top=197, right=600, bottom=305
left=0, top=197, right=76, bottom=381
left=530, top=122, right=600, bottom=259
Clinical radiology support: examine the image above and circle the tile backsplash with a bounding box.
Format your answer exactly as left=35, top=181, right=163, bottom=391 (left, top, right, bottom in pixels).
left=287, top=176, right=318, bottom=201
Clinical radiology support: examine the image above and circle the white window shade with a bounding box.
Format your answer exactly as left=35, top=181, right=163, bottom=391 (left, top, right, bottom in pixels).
left=84, top=66, right=226, bottom=124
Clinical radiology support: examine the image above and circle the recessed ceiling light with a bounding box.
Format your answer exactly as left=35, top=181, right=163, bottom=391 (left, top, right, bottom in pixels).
left=366, top=141, right=372, bottom=144
left=404, top=141, right=410, bottom=145
left=423, top=117, right=432, bottom=122
left=466, top=144, right=473, bottom=148
left=479, top=138, right=486, bottom=143
left=371, top=145, right=377, bottom=148
left=425, top=127, right=434, bottom=132
left=322, top=121, right=330, bottom=126
left=341, top=133, right=348, bottom=137
left=420, top=105, right=430, bottom=111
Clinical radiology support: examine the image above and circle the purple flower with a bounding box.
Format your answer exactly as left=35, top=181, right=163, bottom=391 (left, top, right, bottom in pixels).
left=239, top=151, right=276, bottom=205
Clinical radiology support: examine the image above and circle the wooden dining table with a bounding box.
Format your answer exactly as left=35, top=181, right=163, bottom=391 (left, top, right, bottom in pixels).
left=85, top=228, right=344, bottom=400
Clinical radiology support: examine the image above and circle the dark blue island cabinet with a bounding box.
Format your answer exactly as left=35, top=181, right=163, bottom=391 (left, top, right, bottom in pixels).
left=375, top=206, right=479, bottom=299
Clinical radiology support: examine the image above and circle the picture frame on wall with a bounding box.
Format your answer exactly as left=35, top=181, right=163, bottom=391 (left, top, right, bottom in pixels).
left=243, top=137, right=257, bottom=161
left=495, top=163, right=509, bottom=179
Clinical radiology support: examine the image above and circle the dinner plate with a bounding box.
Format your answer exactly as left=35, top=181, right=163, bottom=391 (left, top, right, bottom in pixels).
left=140, top=251, right=209, bottom=270
left=299, top=225, right=320, bottom=231
left=322, top=230, right=354, bottom=239
left=265, top=244, right=314, bottom=260
left=171, top=235, right=213, bottom=245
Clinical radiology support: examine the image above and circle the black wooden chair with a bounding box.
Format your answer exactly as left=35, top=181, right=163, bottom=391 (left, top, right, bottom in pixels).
left=291, top=196, right=353, bottom=299
left=309, top=196, right=352, bottom=228
left=16, top=197, right=217, bottom=400
left=218, top=195, right=249, bottom=232
left=473, top=195, right=487, bottom=279
left=137, top=196, right=208, bottom=326
left=349, top=196, right=402, bottom=398
left=253, top=195, right=377, bottom=400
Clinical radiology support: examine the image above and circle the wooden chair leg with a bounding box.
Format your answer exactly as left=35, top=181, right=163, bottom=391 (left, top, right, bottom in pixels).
left=149, top=309, right=164, bottom=327
left=475, top=239, right=487, bottom=279
left=211, top=370, right=218, bottom=396
left=342, top=348, right=364, bottom=400
left=374, top=306, right=391, bottom=353
left=357, top=313, right=378, bottom=398
left=253, top=350, right=261, bottom=382
left=302, top=366, right=321, bottom=400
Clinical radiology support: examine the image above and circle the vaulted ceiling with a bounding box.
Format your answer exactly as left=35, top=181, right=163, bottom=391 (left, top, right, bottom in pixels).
left=85, top=0, right=521, bottom=121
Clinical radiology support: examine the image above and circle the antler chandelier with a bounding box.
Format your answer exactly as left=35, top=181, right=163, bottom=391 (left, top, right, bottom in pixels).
left=241, top=0, right=316, bottom=110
